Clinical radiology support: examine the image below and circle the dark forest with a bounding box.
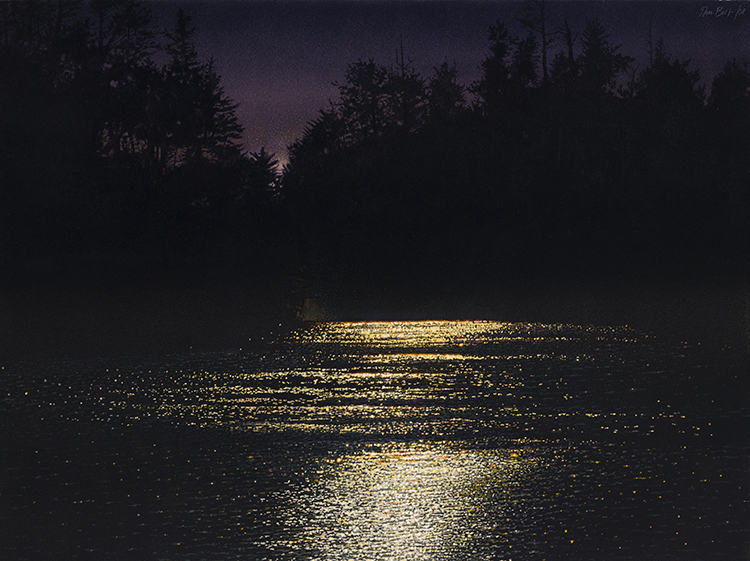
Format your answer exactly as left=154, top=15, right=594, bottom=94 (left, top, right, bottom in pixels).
left=1, top=0, right=748, bottom=353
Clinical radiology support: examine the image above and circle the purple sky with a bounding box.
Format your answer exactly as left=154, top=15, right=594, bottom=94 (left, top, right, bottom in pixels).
left=150, top=1, right=749, bottom=166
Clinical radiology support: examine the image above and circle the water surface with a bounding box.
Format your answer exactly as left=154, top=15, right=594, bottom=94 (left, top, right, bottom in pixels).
left=1, top=321, right=747, bottom=560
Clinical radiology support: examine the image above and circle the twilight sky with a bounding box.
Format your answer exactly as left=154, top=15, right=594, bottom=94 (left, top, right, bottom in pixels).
left=149, top=1, right=749, bottom=165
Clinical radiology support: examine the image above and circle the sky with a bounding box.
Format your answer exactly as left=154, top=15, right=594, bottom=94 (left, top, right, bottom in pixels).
left=149, top=1, right=750, bottom=166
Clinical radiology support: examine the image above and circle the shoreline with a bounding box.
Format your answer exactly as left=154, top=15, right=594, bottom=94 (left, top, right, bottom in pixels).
left=1, top=257, right=747, bottom=362
left=0, top=257, right=302, bottom=361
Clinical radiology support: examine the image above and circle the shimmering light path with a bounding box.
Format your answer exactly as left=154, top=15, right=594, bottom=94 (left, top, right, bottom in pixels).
left=1, top=321, right=747, bottom=560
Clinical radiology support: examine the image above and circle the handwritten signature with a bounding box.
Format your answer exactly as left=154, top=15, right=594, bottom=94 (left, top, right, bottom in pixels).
left=699, top=4, right=748, bottom=20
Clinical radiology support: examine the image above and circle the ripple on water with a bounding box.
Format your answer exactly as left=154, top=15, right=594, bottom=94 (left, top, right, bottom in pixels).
left=1, top=321, right=747, bottom=560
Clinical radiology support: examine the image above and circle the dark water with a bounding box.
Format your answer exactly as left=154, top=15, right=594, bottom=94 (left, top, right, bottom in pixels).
left=1, top=321, right=748, bottom=560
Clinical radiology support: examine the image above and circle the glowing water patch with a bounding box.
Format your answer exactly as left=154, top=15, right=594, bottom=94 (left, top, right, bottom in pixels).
left=301, top=320, right=519, bottom=349
left=292, top=442, right=530, bottom=560
left=357, top=353, right=471, bottom=362
left=11, top=320, right=733, bottom=560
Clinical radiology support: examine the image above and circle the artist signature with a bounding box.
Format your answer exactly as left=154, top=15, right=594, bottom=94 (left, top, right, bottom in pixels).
left=699, top=4, right=748, bottom=20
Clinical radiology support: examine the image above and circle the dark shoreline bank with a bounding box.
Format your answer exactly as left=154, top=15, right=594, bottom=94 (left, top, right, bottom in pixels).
left=0, top=255, right=302, bottom=362
left=1, top=254, right=747, bottom=363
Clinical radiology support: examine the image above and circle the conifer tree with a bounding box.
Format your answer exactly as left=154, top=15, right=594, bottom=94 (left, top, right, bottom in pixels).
left=335, top=59, right=389, bottom=143
left=162, top=9, right=242, bottom=168
left=426, top=60, right=466, bottom=122
left=516, top=0, right=551, bottom=84
left=385, top=38, right=426, bottom=134
left=708, top=58, right=750, bottom=117
left=550, top=20, right=577, bottom=89
left=247, top=148, right=280, bottom=196
left=195, top=57, right=243, bottom=163
left=510, top=32, right=539, bottom=93
left=635, top=39, right=703, bottom=110
left=578, top=18, right=631, bottom=96
left=472, top=21, right=514, bottom=112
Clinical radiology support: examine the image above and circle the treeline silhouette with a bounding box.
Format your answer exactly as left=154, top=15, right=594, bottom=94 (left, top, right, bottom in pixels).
left=283, top=10, right=749, bottom=306
left=2, top=1, right=748, bottom=312
left=1, top=1, right=283, bottom=264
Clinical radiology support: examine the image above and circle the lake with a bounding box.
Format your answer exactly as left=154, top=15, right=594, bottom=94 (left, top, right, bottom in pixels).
left=1, top=320, right=747, bottom=560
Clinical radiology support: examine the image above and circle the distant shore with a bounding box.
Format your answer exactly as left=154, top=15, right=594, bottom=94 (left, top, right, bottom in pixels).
left=1, top=254, right=747, bottom=363
left=0, top=254, right=302, bottom=361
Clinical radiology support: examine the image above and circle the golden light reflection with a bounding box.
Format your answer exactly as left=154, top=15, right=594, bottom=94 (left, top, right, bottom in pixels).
left=301, top=320, right=521, bottom=349
left=295, top=441, right=531, bottom=560
left=20, top=319, right=717, bottom=559
left=357, top=352, right=470, bottom=362
left=110, top=320, right=653, bottom=440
